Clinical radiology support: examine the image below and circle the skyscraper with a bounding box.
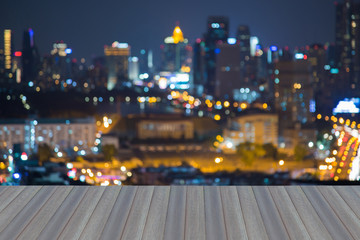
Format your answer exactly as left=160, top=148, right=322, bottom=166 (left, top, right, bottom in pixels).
left=104, top=41, right=130, bottom=90
left=204, top=16, right=229, bottom=95
left=161, top=25, right=192, bottom=73
left=22, top=28, right=40, bottom=84
left=237, top=25, right=250, bottom=63
left=335, top=0, right=360, bottom=97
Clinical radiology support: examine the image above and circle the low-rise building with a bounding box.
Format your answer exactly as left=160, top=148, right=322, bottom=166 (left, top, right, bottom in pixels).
left=0, top=117, right=96, bottom=154
left=222, top=111, right=278, bottom=152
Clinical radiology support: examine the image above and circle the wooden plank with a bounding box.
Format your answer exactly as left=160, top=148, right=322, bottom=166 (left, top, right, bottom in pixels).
left=236, top=186, right=268, bottom=240
left=121, top=186, right=154, bottom=240
left=0, top=186, right=41, bottom=232
left=0, top=186, right=25, bottom=213
left=252, top=186, right=289, bottom=240
left=302, top=186, right=353, bottom=239
left=163, top=186, right=187, bottom=240
left=100, top=186, right=138, bottom=240
left=79, top=187, right=121, bottom=240
left=184, top=186, right=206, bottom=240
left=317, top=186, right=360, bottom=238
left=204, top=186, right=227, bottom=240
left=285, top=186, right=332, bottom=240
left=268, top=186, right=310, bottom=240
left=58, top=187, right=106, bottom=240
left=16, top=187, right=73, bottom=240
left=37, top=186, right=89, bottom=240
left=0, top=186, right=57, bottom=238
left=142, top=186, right=171, bottom=240
left=220, top=186, right=248, bottom=240
left=334, top=186, right=360, bottom=219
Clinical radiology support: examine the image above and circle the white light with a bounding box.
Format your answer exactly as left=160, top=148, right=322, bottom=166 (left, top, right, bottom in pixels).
left=308, top=142, right=314, bottom=148
left=319, top=144, right=324, bottom=150
left=211, top=23, right=220, bottom=28
left=66, top=163, right=73, bottom=169
left=333, top=100, right=360, bottom=114
left=79, top=175, right=86, bottom=182
left=80, top=150, right=86, bottom=156
left=121, top=166, right=126, bottom=171
left=226, top=142, right=233, bottom=148
left=295, top=53, right=304, bottom=59
left=57, top=152, right=63, bottom=157
left=227, top=38, right=236, bottom=45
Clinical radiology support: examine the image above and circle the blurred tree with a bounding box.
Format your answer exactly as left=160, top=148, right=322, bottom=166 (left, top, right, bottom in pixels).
left=102, top=144, right=118, bottom=162
left=38, top=143, right=53, bottom=166
left=237, top=142, right=265, bottom=166
left=294, top=144, right=308, bottom=162
left=263, top=143, right=278, bottom=160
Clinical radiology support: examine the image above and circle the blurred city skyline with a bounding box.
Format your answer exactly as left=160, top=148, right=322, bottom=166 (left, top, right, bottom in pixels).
left=1, top=0, right=338, bottom=62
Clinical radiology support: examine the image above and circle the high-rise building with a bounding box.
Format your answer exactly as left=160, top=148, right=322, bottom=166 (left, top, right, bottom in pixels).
left=335, top=0, right=360, bottom=97
left=204, top=16, right=229, bottom=95
left=274, top=60, right=315, bottom=126
left=193, top=38, right=206, bottom=96
left=104, top=41, right=130, bottom=90
left=4, top=30, right=12, bottom=71
left=237, top=25, right=250, bottom=63
left=128, top=56, right=139, bottom=81
left=161, top=25, right=192, bottom=73
left=22, top=28, right=40, bottom=84
left=214, top=43, right=241, bottom=99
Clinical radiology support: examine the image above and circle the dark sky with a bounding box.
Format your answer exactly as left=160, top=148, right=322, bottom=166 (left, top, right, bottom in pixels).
left=1, top=0, right=340, bottom=65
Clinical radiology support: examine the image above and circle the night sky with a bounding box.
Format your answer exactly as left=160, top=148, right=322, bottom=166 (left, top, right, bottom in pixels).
left=1, top=0, right=341, bottom=65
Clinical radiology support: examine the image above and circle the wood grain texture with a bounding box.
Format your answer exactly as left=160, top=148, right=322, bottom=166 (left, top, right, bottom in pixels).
left=79, top=186, right=121, bottom=240
left=302, top=186, right=354, bottom=240
left=204, top=186, right=227, bottom=240
left=317, top=186, right=360, bottom=238
left=99, top=186, right=138, bottom=240
left=252, top=186, right=289, bottom=240
left=163, top=186, right=187, bottom=240
left=142, top=186, right=170, bottom=240
left=121, top=186, right=154, bottom=240
left=285, top=186, right=333, bottom=240
left=220, top=186, right=248, bottom=240
left=268, top=186, right=311, bottom=240
left=236, top=186, right=268, bottom=240
left=16, top=186, right=73, bottom=240
left=0, top=186, right=358, bottom=240
left=185, top=186, right=206, bottom=240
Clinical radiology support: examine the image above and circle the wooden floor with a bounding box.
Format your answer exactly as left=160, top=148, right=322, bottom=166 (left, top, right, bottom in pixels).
left=0, top=186, right=359, bottom=239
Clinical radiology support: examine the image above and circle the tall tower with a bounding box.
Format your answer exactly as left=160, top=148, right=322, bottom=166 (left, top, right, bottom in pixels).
left=335, top=0, right=360, bottom=97
left=4, top=30, right=12, bottom=71
left=204, top=16, right=229, bottom=95
left=237, top=25, right=250, bottom=63
left=22, top=28, right=40, bottom=84
left=161, top=25, right=191, bottom=73
left=104, top=41, right=130, bottom=90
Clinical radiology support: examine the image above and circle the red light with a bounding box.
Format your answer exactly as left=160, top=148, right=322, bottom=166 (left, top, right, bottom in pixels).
left=196, top=38, right=201, bottom=44
left=303, top=55, right=308, bottom=60
left=14, top=51, right=22, bottom=57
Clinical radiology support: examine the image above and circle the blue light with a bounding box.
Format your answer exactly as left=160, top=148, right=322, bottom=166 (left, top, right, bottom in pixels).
left=330, top=68, right=339, bottom=74
left=66, top=79, right=72, bottom=84
left=28, top=81, right=34, bottom=87
left=65, top=48, right=72, bottom=54
left=270, top=45, right=278, bottom=52
left=13, top=173, right=20, bottom=179
left=72, top=82, right=77, bottom=87
left=99, top=97, right=103, bottom=102
left=215, top=48, right=221, bottom=54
